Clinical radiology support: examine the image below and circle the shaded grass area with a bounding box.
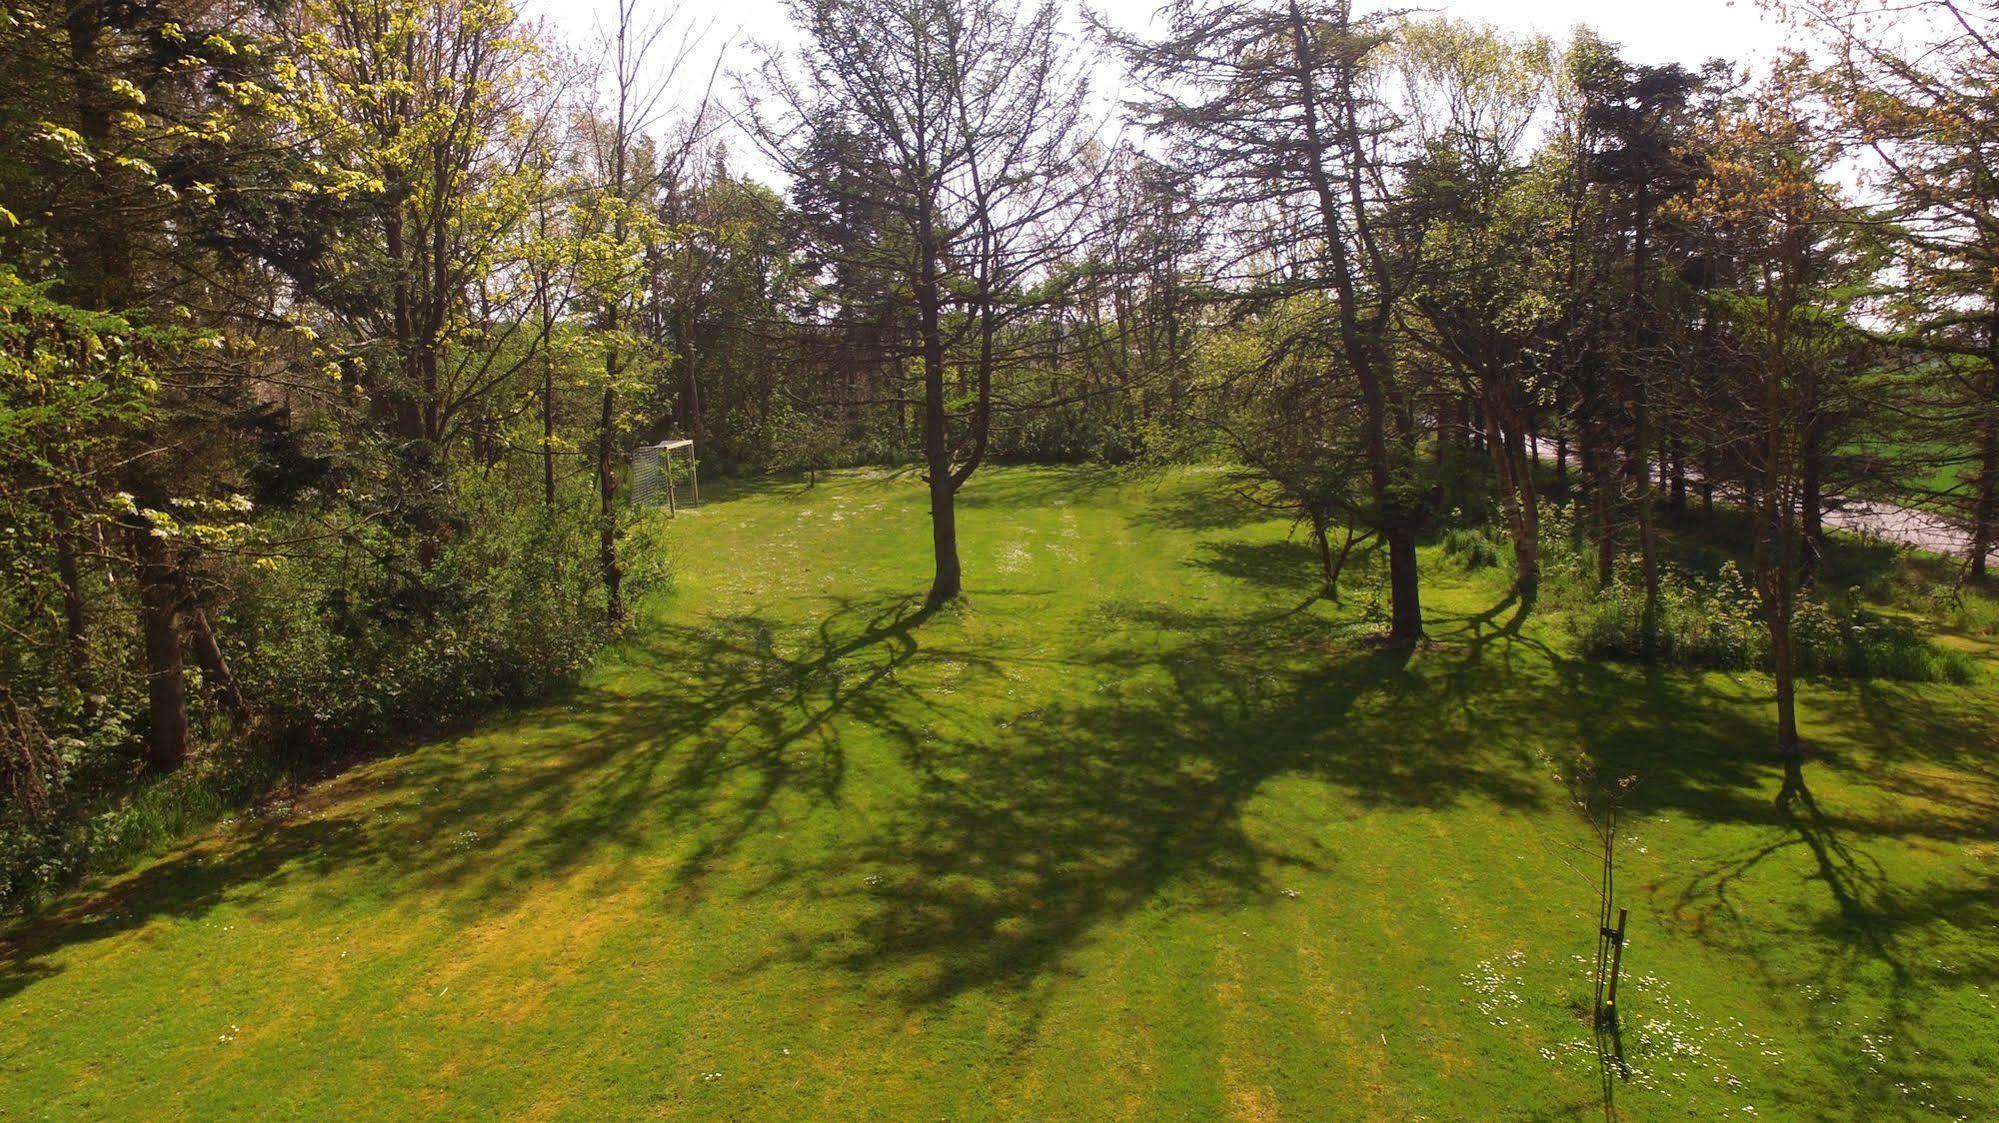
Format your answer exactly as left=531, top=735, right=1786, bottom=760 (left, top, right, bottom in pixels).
left=3, top=466, right=1996, bottom=1119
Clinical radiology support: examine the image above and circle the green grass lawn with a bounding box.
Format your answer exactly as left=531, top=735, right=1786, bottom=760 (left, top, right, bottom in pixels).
left=4, top=466, right=1996, bottom=1119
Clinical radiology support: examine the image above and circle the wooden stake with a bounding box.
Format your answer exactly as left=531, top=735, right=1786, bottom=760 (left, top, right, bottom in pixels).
left=1605, top=908, right=1629, bottom=1019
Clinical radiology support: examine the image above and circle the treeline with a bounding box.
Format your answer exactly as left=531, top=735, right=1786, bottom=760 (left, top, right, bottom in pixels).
left=0, top=0, right=774, bottom=903
left=781, top=0, right=1996, bottom=796
left=1091, top=0, right=1999, bottom=800
left=4, top=0, right=1996, bottom=904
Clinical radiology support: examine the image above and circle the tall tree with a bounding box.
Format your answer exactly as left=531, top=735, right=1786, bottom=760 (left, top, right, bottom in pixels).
left=1397, top=19, right=1558, bottom=599
left=6, top=0, right=308, bottom=769
left=279, top=0, right=562, bottom=556
left=1672, top=64, right=1861, bottom=801
left=750, top=0, right=1091, bottom=606
left=1111, top=0, right=1429, bottom=644
left=1575, top=53, right=1716, bottom=641
left=1797, top=0, right=1999, bottom=580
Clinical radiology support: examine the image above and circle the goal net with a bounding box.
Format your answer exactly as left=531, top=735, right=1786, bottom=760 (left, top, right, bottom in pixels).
left=629, top=439, right=697, bottom=510
left=630, top=444, right=666, bottom=507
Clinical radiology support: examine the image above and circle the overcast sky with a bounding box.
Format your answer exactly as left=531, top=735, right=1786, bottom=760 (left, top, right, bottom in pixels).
left=531, top=0, right=1799, bottom=180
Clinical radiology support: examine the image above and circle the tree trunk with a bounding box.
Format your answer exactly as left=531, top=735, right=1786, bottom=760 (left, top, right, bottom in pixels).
left=916, top=213, right=961, bottom=607
left=126, top=510, right=189, bottom=772
left=597, top=379, right=622, bottom=625
left=1552, top=390, right=1570, bottom=498
left=1629, top=184, right=1662, bottom=643
left=922, top=320, right=961, bottom=607
left=1313, top=510, right=1337, bottom=593
left=1772, top=605, right=1804, bottom=806
left=684, top=345, right=706, bottom=448
left=1633, top=416, right=1662, bottom=642
left=926, top=462, right=961, bottom=606
left=188, top=604, right=252, bottom=721
left=542, top=349, right=557, bottom=507
left=53, top=499, right=90, bottom=688
left=1485, top=398, right=1540, bottom=599
left=1800, top=423, right=1825, bottom=588
left=1765, top=481, right=1804, bottom=806
left=1972, top=404, right=1998, bottom=582
left=1507, top=421, right=1541, bottom=600
left=71, top=0, right=185, bottom=761
left=63, top=0, right=131, bottom=312
left=1592, top=426, right=1618, bottom=588
left=1669, top=438, right=1688, bottom=512
left=1283, top=0, right=1419, bottom=645
left=1387, top=528, right=1423, bottom=640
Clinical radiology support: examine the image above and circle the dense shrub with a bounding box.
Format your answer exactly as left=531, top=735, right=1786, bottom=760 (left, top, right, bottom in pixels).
left=1441, top=524, right=1508, bottom=571
left=988, top=399, right=1151, bottom=464
left=1560, top=551, right=1974, bottom=684
left=1, top=734, right=279, bottom=910
left=232, top=470, right=663, bottom=753
left=0, top=467, right=666, bottom=912
left=1906, top=581, right=1999, bottom=642
left=1564, top=561, right=1766, bottom=669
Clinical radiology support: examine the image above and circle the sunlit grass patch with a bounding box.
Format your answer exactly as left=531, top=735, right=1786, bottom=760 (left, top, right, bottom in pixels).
left=3, top=466, right=1995, bottom=1119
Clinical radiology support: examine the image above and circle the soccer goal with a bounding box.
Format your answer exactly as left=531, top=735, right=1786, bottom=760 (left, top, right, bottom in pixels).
left=630, top=438, right=699, bottom=513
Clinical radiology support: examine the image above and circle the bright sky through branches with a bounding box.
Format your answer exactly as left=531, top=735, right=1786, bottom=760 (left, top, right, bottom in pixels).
left=532, top=0, right=1797, bottom=183
left=537, top=0, right=1792, bottom=70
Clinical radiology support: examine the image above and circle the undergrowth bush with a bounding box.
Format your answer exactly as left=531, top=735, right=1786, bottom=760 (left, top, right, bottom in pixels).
left=1909, top=581, right=1999, bottom=640
left=233, top=472, right=663, bottom=753
left=990, top=400, right=1149, bottom=464
left=0, top=738, right=281, bottom=910
left=1539, top=504, right=1975, bottom=683
left=1565, top=560, right=1763, bottom=670
left=1, top=467, right=666, bottom=913
left=1441, top=524, right=1508, bottom=572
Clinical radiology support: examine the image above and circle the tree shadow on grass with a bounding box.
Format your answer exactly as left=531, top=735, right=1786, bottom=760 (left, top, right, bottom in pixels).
left=1188, top=538, right=1327, bottom=595
left=692, top=465, right=920, bottom=506
left=749, top=598, right=1576, bottom=1014
left=0, top=816, right=361, bottom=1002
left=953, top=465, right=1126, bottom=512
left=1671, top=771, right=1999, bottom=1120
left=1424, top=584, right=1999, bottom=1113
left=1122, top=470, right=1274, bottom=533
left=7, top=549, right=1996, bottom=1123
left=0, top=594, right=953, bottom=998
left=1592, top=665, right=1999, bottom=1119
left=0, top=578, right=1726, bottom=1020
left=3, top=582, right=1565, bottom=1018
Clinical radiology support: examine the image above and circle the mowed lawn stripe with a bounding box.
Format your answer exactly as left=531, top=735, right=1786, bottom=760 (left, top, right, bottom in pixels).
left=3, top=466, right=1995, bottom=1119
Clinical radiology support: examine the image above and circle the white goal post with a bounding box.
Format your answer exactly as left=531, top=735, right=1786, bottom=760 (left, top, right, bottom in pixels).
left=630, top=438, right=699, bottom=512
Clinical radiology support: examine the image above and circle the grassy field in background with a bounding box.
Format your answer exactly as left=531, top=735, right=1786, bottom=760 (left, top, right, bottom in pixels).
left=3, top=466, right=1996, bottom=1119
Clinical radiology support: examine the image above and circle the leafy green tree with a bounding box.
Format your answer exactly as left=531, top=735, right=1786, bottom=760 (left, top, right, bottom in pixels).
left=1396, top=20, right=1560, bottom=598
left=1111, top=0, right=1431, bottom=645
left=1796, top=0, right=1999, bottom=579
left=1574, top=50, right=1720, bottom=640
left=1, top=0, right=315, bottom=769
left=276, top=0, right=562, bottom=551
left=1670, top=65, right=1867, bottom=798
left=750, top=0, right=1092, bottom=607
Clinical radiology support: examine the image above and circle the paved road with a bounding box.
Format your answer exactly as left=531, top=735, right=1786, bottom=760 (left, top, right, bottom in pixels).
left=1524, top=437, right=1996, bottom=566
